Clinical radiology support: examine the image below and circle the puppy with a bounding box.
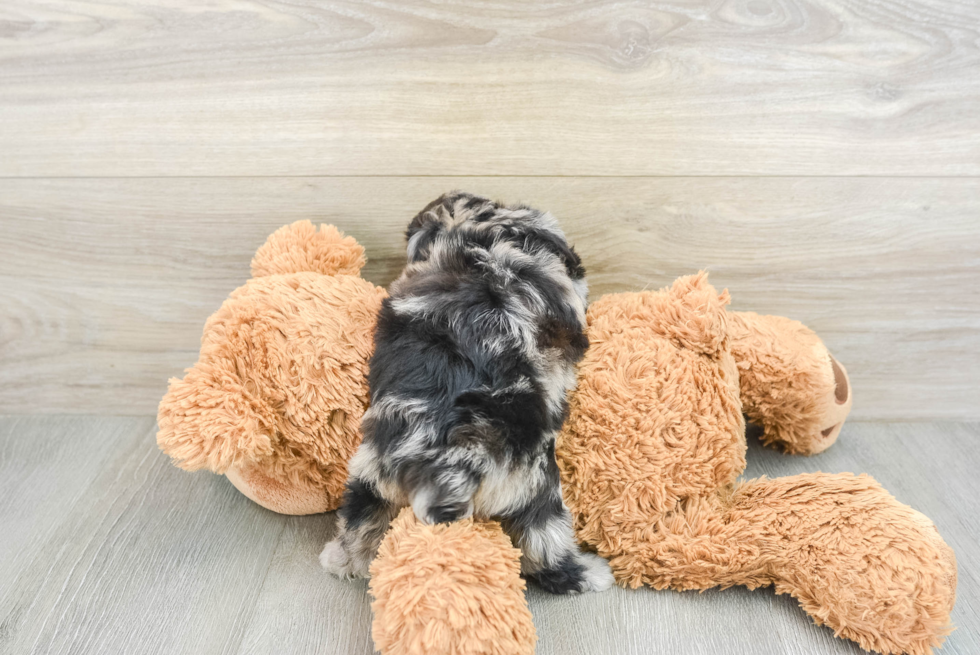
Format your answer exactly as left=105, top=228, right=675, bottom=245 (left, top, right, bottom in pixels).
left=320, top=192, right=614, bottom=594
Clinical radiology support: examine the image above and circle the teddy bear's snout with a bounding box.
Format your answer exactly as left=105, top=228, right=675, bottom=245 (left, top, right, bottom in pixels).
left=831, top=356, right=848, bottom=405
left=811, top=355, right=853, bottom=453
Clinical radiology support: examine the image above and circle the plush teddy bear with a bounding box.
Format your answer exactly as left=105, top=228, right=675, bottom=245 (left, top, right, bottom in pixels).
left=157, top=220, right=386, bottom=514
left=157, top=222, right=956, bottom=655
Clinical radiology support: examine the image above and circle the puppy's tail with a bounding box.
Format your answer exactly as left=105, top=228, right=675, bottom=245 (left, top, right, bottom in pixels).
left=410, top=483, right=476, bottom=525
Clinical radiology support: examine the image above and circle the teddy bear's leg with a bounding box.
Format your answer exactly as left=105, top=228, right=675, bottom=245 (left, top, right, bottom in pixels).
left=499, top=479, right=615, bottom=595
left=320, top=478, right=400, bottom=579
left=728, top=311, right=853, bottom=455
left=369, top=508, right=537, bottom=655
left=725, top=473, right=957, bottom=655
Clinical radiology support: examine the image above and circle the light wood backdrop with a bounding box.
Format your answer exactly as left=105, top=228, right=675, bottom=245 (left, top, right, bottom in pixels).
left=1, top=0, right=978, bottom=418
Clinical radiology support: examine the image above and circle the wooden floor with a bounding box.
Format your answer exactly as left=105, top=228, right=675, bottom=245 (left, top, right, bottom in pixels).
left=0, top=416, right=976, bottom=655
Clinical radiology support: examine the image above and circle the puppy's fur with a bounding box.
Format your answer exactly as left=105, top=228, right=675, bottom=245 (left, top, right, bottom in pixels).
left=320, top=192, right=613, bottom=594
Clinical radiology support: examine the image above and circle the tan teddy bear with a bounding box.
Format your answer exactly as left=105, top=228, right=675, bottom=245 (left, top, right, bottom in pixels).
left=158, top=223, right=956, bottom=655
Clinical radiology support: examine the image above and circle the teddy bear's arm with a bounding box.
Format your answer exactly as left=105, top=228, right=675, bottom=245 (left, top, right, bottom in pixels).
left=157, top=361, right=275, bottom=474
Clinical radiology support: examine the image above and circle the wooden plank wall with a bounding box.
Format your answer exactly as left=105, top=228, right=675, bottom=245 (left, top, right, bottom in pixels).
left=1, top=1, right=978, bottom=418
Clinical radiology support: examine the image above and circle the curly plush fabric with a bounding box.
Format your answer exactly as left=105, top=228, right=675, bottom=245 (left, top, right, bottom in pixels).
left=251, top=221, right=367, bottom=278
left=730, top=474, right=957, bottom=655
left=369, top=508, right=536, bottom=655
left=557, top=272, right=956, bottom=655
left=157, top=222, right=387, bottom=514
left=558, top=272, right=746, bottom=585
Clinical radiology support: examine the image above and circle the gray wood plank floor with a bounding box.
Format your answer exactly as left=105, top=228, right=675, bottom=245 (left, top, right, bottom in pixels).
left=1, top=417, right=976, bottom=655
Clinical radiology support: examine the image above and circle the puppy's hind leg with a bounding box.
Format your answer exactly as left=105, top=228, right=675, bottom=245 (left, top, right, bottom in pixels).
left=320, top=478, right=397, bottom=579
left=501, top=484, right=615, bottom=594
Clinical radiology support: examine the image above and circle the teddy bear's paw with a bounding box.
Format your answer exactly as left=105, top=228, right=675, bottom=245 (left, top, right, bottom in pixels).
left=574, top=552, right=616, bottom=593
left=320, top=539, right=370, bottom=579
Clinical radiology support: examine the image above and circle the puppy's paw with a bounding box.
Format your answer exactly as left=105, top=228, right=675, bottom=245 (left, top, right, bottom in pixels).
left=530, top=551, right=616, bottom=594
left=319, top=540, right=369, bottom=579
left=575, top=551, right=615, bottom=593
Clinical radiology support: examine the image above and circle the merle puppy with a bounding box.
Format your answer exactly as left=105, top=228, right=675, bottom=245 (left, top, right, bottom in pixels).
left=320, top=192, right=614, bottom=594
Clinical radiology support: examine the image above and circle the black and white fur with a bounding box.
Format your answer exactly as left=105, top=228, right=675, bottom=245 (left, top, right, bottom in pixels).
left=320, top=192, right=613, bottom=594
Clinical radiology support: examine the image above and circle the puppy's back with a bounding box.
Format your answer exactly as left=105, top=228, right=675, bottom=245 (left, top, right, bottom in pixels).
left=365, top=192, right=588, bottom=520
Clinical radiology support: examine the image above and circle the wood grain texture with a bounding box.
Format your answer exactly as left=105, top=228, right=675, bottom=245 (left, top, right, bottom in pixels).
left=1, top=0, right=978, bottom=176
left=0, top=416, right=289, bottom=655
left=2, top=176, right=978, bottom=418
left=236, top=515, right=376, bottom=655
left=0, top=416, right=977, bottom=654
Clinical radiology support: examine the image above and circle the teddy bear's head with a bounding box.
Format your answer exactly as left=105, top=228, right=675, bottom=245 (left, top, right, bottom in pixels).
left=157, top=221, right=387, bottom=514
left=728, top=311, right=853, bottom=455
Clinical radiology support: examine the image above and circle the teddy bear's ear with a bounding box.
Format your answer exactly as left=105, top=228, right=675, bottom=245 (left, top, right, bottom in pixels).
left=649, top=271, right=731, bottom=355
left=612, top=271, right=729, bottom=355
left=250, top=220, right=366, bottom=278
left=584, top=271, right=730, bottom=357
